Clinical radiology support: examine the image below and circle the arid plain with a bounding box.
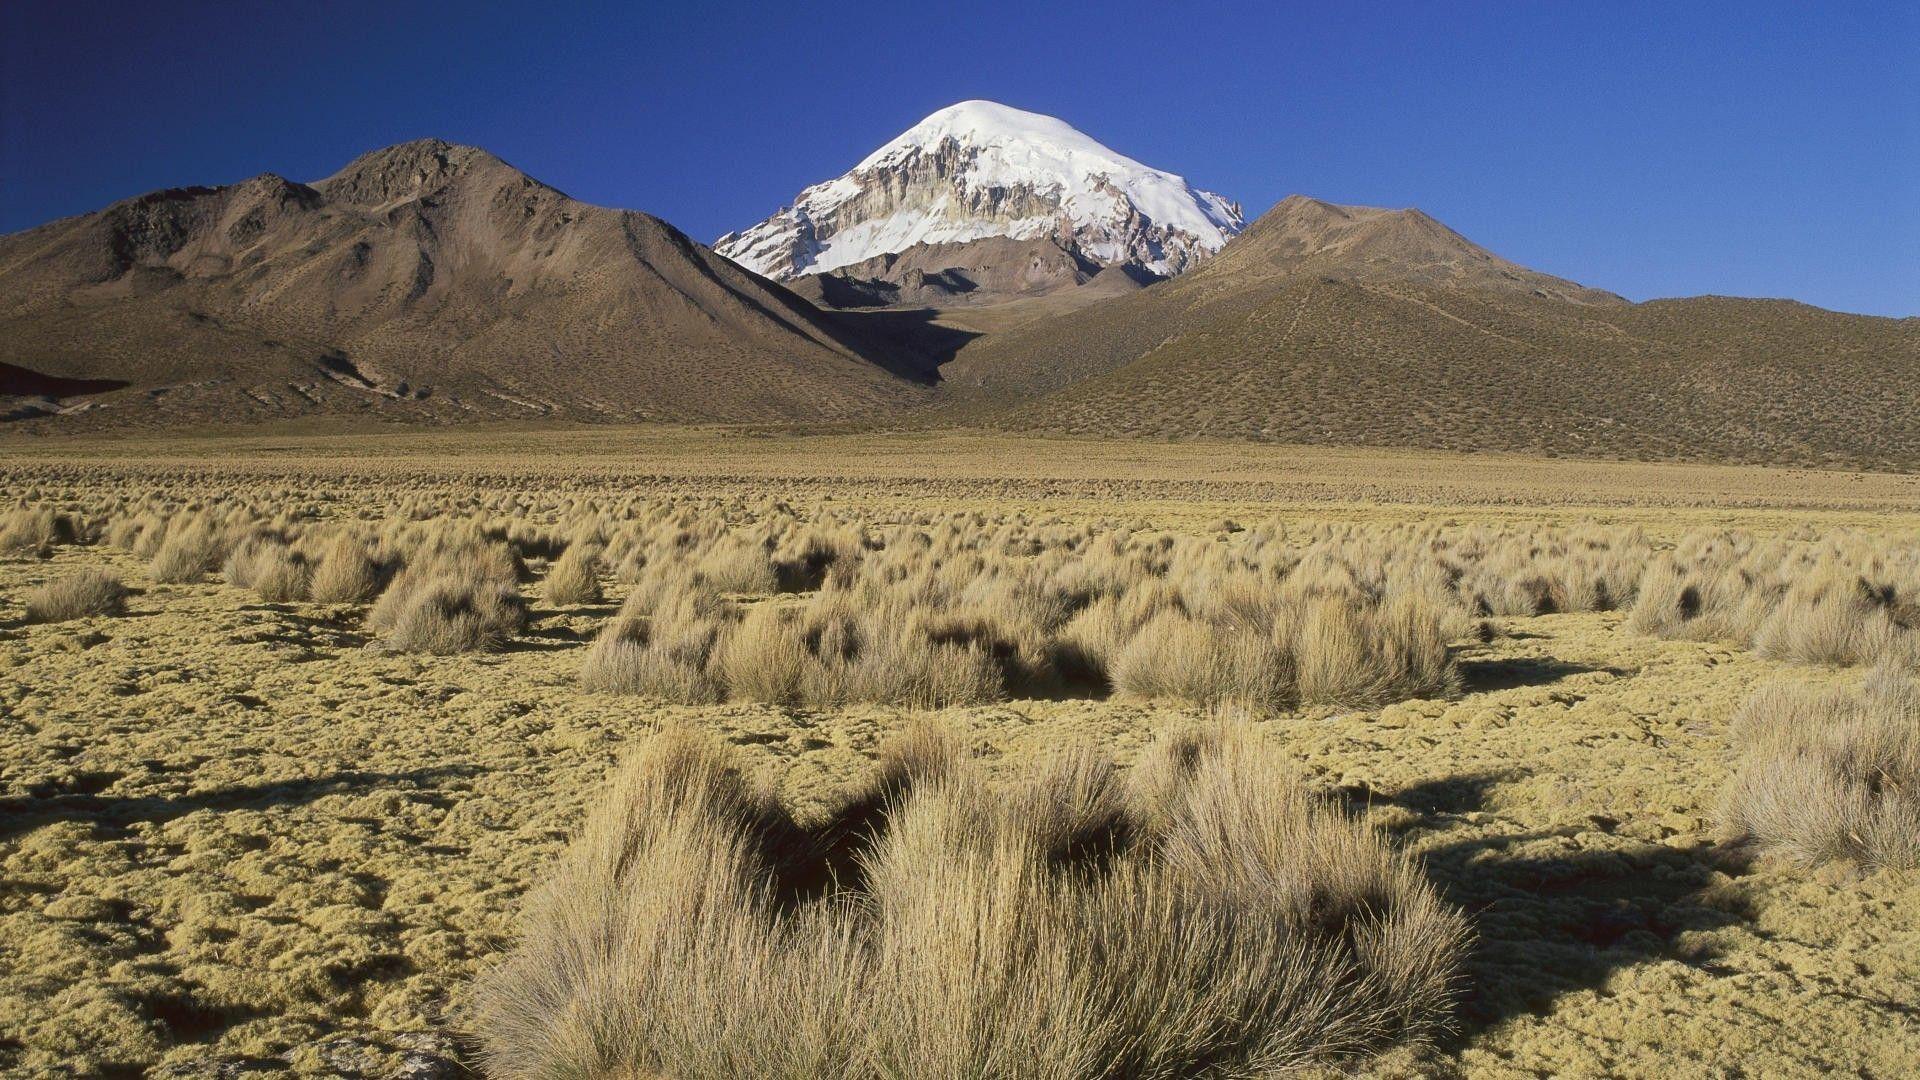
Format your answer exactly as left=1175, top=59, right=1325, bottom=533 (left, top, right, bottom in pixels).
left=3, top=429, right=1917, bottom=1078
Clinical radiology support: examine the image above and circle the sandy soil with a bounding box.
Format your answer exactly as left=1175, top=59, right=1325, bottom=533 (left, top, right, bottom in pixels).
left=2, top=439, right=1916, bottom=1077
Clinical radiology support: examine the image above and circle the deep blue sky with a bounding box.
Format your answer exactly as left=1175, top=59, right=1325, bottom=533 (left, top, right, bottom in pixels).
left=3, top=1, right=1914, bottom=316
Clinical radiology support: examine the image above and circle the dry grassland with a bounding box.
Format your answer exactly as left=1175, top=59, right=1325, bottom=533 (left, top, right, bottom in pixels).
left=1, top=431, right=1917, bottom=1078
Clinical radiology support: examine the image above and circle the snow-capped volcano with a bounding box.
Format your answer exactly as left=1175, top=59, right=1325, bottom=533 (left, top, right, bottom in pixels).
left=716, top=100, right=1244, bottom=282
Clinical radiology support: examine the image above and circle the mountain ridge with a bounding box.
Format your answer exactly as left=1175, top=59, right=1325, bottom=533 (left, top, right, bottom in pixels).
left=0, top=138, right=927, bottom=429
left=932, top=195, right=1919, bottom=469
left=3, top=128, right=1913, bottom=471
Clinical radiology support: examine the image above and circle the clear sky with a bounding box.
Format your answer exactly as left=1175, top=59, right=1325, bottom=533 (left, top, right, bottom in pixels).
left=3, top=1, right=1914, bottom=316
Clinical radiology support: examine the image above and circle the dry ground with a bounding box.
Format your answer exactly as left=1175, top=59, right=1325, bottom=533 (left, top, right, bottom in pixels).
left=2, top=432, right=1917, bottom=1078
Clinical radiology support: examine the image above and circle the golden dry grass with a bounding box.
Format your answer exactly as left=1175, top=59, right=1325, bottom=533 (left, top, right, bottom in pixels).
left=23, top=568, right=127, bottom=623
left=473, top=720, right=1466, bottom=1078
left=1721, top=669, right=1920, bottom=869
left=3, top=434, right=1919, bottom=1078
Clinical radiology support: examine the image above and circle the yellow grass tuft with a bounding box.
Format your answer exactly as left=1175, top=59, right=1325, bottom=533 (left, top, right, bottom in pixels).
left=1721, top=668, right=1920, bottom=869
left=308, top=533, right=387, bottom=604
left=543, top=540, right=604, bottom=606
left=472, top=720, right=1465, bottom=1078
left=24, top=570, right=128, bottom=623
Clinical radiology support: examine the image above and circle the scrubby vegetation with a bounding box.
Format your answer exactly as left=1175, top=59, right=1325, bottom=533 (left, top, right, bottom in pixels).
left=367, top=540, right=529, bottom=655
left=1721, top=668, right=1920, bottom=869
left=4, top=442, right=1919, bottom=1077
left=0, top=504, right=79, bottom=558
left=23, top=569, right=127, bottom=623
left=308, top=532, right=387, bottom=604
left=1629, top=531, right=1920, bottom=669
left=473, top=721, right=1467, bottom=1078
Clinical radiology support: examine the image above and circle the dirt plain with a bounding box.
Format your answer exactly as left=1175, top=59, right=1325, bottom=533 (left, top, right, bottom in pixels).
left=2, top=429, right=1917, bottom=1078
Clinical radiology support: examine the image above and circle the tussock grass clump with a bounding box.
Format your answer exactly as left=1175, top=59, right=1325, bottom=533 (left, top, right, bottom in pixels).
left=1112, top=593, right=1456, bottom=710
left=1628, top=531, right=1920, bottom=669
left=150, top=518, right=228, bottom=584
left=579, top=591, right=730, bottom=703
left=694, top=535, right=778, bottom=594
left=309, top=533, right=387, bottom=604
left=382, top=577, right=529, bottom=654
left=24, top=570, right=128, bottom=623
left=773, top=526, right=863, bottom=592
left=224, top=534, right=310, bottom=602
left=0, top=506, right=78, bottom=558
left=1111, top=611, right=1292, bottom=710
left=473, top=721, right=1466, bottom=1079
left=1295, top=594, right=1459, bottom=706
left=712, top=594, right=1005, bottom=708
left=369, top=539, right=529, bottom=653
left=1721, top=669, right=1920, bottom=869
left=543, top=541, right=604, bottom=605
left=1753, top=570, right=1920, bottom=669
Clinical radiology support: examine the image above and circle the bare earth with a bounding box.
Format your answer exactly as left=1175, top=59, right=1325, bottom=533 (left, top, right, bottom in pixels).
left=2, top=431, right=1916, bottom=1077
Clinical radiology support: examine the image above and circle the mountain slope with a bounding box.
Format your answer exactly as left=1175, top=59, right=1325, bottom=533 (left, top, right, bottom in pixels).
left=783, top=235, right=1154, bottom=310
left=942, top=197, right=1920, bottom=469
left=716, top=101, right=1243, bottom=301
left=0, top=140, right=926, bottom=429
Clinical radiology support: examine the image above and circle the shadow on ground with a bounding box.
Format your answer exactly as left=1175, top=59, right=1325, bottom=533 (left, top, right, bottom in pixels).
left=1457, top=656, right=1627, bottom=693
left=1378, top=770, right=1752, bottom=1046
left=0, top=765, right=483, bottom=841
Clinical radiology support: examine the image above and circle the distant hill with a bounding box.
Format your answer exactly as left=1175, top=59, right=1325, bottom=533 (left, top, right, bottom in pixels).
left=4, top=134, right=1914, bottom=470
left=0, top=140, right=928, bottom=429
left=939, top=197, right=1920, bottom=469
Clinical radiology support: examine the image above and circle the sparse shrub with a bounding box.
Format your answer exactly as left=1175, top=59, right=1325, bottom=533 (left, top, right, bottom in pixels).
left=695, top=535, right=778, bottom=594
left=309, top=533, right=385, bottom=604
left=1721, top=669, right=1920, bottom=868
left=544, top=542, right=604, bottom=605
left=384, top=576, right=529, bottom=654
left=24, top=570, right=128, bottom=623
left=150, top=519, right=225, bottom=583
left=0, top=506, right=76, bottom=558
left=580, top=590, right=730, bottom=702
left=224, top=533, right=310, bottom=602
left=473, top=721, right=1465, bottom=1079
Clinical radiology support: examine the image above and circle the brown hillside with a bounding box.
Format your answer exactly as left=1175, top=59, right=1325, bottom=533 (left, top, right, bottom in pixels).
left=0, top=140, right=928, bottom=430
left=940, top=197, right=1919, bottom=469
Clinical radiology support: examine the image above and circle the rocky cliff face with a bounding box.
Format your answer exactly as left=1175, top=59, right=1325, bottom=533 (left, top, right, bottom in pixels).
left=716, top=100, right=1243, bottom=286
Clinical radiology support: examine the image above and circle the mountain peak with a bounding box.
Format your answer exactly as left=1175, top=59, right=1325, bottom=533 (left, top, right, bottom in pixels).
left=316, top=139, right=528, bottom=207
left=717, top=103, right=1243, bottom=281
left=1212, top=195, right=1621, bottom=305
left=856, top=100, right=1135, bottom=170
